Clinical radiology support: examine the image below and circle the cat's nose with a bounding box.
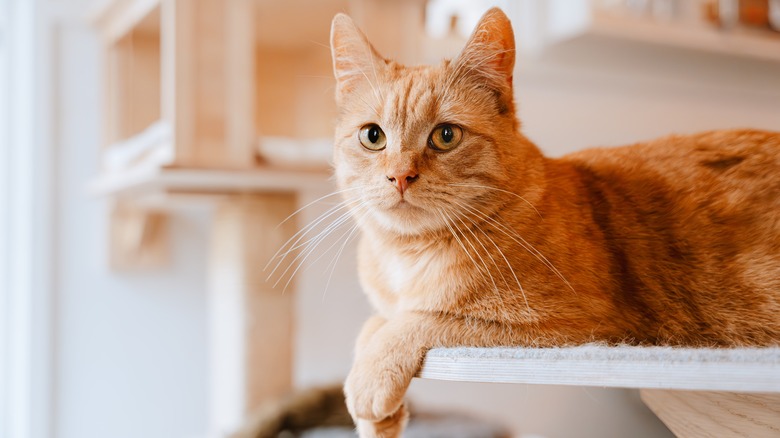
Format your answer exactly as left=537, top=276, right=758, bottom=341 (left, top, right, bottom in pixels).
left=386, top=170, right=419, bottom=195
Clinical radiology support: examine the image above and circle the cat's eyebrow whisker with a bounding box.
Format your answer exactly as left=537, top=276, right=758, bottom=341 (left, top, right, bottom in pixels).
left=442, top=43, right=511, bottom=97
left=308, top=39, right=332, bottom=50
left=362, top=42, right=385, bottom=103
left=448, top=183, right=542, bottom=218
left=296, top=74, right=334, bottom=79
left=354, top=91, right=381, bottom=118
left=445, top=47, right=515, bottom=94
left=356, top=62, right=383, bottom=112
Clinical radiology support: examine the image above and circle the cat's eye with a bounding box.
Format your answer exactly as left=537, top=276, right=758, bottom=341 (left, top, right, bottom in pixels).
left=358, top=124, right=387, bottom=151
left=428, top=124, right=463, bottom=151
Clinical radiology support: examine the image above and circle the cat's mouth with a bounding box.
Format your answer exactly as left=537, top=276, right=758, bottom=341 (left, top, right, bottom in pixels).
left=381, top=198, right=425, bottom=217
left=389, top=197, right=427, bottom=212
left=393, top=199, right=413, bottom=209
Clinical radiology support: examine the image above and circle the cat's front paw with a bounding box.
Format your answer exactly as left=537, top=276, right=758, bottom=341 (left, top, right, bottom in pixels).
left=344, top=361, right=405, bottom=422
left=356, top=404, right=409, bottom=438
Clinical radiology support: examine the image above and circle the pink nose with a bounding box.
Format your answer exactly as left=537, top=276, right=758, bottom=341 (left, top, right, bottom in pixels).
left=386, top=170, right=419, bottom=195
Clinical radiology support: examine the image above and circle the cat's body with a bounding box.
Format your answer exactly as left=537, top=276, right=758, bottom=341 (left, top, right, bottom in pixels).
left=329, top=8, right=780, bottom=438
left=360, top=129, right=780, bottom=347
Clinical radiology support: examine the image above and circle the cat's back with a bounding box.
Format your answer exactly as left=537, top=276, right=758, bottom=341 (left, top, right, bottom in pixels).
left=564, top=129, right=778, bottom=181
left=559, top=128, right=780, bottom=250
left=554, top=129, right=780, bottom=344
left=561, top=129, right=780, bottom=217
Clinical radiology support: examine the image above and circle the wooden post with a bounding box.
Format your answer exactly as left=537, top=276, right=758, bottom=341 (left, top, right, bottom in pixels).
left=208, top=194, right=297, bottom=436
left=161, top=0, right=256, bottom=169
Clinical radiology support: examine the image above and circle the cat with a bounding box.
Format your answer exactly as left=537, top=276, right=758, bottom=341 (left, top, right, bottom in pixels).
left=329, top=7, right=780, bottom=438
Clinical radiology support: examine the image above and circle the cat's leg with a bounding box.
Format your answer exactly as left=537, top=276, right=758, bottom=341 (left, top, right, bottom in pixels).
left=355, top=403, right=409, bottom=438
left=344, top=313, right=428, bottom=426
left=354, top=314, right=387, bottom=353
left=347, top=314, right=406, bottom=437
left=345, top=311, right=519, bottom=437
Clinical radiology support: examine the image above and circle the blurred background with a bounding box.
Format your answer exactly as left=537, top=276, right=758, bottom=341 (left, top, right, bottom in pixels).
left=1, top=0, right=779, bottom=437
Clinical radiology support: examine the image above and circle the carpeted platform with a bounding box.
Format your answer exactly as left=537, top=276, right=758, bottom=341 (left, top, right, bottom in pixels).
left=419, top=345, right=780, bottom=392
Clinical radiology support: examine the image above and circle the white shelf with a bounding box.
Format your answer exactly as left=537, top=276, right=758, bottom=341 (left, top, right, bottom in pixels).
left=418, top=345, right=780, bottom=393
left=591, top=10, right=780, bottom=62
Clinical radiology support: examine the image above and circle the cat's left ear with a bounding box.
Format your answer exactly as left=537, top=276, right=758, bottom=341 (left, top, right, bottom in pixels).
left=330, top=14, right=386, bottom=100
left=453, top=8, right=516, bottom=92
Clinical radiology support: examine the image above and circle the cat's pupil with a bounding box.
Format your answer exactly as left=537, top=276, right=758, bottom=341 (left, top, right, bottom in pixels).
left=368, top=126, right=380, bottom=143
left=441, top=126, right=454, bottom=143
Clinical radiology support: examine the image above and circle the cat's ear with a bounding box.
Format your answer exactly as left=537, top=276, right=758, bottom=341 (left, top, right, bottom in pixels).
left=453, top=8, right=516, bottom=91
left=330, top=14, right=386, bottom=99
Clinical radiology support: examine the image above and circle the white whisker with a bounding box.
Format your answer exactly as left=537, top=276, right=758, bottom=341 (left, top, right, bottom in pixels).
left=322, top=211, right=366, bottom=301
left=452, top=200, right=532, bottom=317
left=444, top=205, right=504, bottom=293
left=437, top=208, right=491, bottom=286
left=457, top=200, right=575, bottom=295
left=449, top=183, right=542, bottom=218
left=274, top=206, right=359, bottom=290
left=265, top=200, right=355, bottom=274
left=276, top=186, right=366, bottom=231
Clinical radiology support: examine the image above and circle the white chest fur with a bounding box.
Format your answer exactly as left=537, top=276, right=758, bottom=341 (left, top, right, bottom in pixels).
left=381, top=244, right=456, bottom=297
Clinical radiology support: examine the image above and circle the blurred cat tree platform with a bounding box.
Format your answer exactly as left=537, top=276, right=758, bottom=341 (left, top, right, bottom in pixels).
left=419, top=345, right=780, bottom=437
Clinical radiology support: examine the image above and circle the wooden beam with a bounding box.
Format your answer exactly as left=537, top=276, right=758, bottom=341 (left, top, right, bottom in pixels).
left=109, top=201, right=169, bottom=270
left=162, top=0, right=255, bottom=168
left=91, top=0, right=161, bottom=44
left=641, top=390, right=780, bottom=438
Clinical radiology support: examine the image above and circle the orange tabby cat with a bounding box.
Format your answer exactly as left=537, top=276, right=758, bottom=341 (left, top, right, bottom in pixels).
left=329, top=7, right=780, bottom=438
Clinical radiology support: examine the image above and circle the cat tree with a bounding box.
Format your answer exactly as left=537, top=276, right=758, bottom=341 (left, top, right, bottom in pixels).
left=90, top=0, right=336, bottom=435
left=90, top=0, right=780, bottom=436
left=89, top=0, right=425, bottom=435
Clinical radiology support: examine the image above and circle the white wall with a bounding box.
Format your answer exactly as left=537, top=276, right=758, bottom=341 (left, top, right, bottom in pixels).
left=517, top=36, right=780, bottom=156
left=54, top=20, right=209, bottom=438
left=50, top=5, right=780, bottom=438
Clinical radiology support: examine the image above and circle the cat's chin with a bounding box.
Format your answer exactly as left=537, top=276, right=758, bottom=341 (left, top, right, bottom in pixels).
left=369, top=201, right=437, bottom=236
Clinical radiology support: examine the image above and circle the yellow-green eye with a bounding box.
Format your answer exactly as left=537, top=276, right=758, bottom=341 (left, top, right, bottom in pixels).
left=358, top=124, right=387, bottom=151
left=429, top=124, right=463, bottom=151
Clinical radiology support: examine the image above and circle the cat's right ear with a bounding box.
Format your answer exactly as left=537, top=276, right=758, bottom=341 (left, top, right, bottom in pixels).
left=330, top=14, right=385, bottom=100
left=453, top=8, right=515, bottom=93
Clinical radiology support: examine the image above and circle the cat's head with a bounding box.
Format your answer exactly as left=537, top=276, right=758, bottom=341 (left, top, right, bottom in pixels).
left=330, top=8, right=537, bottom=236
